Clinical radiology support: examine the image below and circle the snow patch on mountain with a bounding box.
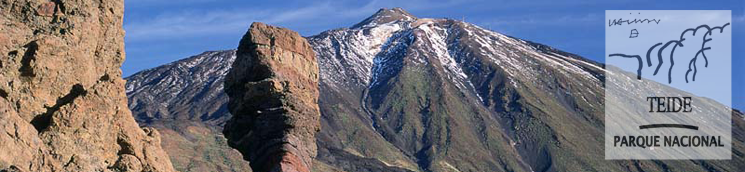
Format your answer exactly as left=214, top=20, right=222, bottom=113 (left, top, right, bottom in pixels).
left=417, top=21, right=471, bottom=92
left=310, top=22, right=411, bottom=90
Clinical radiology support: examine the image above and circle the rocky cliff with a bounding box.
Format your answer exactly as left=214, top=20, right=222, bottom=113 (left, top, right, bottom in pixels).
left=0, top=0, right=174, bottom=171
left=224, top=22, right=321, bottom=172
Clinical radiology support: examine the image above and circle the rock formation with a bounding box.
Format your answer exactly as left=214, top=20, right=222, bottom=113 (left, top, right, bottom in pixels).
left=223, top=22, right=320, bottom=172
left=0, top=0, right=175, bottom=171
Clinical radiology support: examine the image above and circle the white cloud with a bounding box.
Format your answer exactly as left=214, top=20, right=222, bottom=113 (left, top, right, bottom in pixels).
left=125, top=2, right=343, bottom=42
left=125, top=0, right=219, bottom=7
left=124, top=7, right=301, bottom=42
left=480, top=13, right=601, bottom=26
left=123, top=0, right=468, bottom=42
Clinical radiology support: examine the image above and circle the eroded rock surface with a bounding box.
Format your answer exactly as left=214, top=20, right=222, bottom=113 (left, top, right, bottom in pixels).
left=224, top=22, right=320, bottom=172
left=0, top=0, right=175, bottom=171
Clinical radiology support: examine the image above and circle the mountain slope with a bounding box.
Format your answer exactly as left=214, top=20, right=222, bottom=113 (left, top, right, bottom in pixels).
left=307, top=8, right=610, bottom=171
left=126, top=51, right=251, bottom=172
left=126, top=8, right=745, bottom=172
left=127, top=50, right=234, bottom=126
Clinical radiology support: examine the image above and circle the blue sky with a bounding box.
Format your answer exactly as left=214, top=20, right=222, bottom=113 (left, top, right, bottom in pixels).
left=123, top=0, right=744, bottom=109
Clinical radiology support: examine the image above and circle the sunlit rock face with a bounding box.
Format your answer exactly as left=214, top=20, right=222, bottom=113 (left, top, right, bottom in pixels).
left=0, top=0, right=175, bottom=171
left=224, top=22, right=321, bottom=172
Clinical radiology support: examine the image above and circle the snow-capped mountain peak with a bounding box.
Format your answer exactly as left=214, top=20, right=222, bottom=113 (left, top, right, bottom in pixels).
left=352, top=7, right=417, bottom=29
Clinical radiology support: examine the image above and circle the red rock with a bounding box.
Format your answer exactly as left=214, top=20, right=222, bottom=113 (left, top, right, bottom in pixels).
left=36, top=2, right=56, bottom=17
left=224, top=22, right=320, bottom=172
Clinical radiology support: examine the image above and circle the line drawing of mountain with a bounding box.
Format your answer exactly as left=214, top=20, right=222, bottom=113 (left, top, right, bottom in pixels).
left=608, top=23, right=730, bottom=84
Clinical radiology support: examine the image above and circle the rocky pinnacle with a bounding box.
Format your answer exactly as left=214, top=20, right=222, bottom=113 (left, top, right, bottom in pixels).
left=224, top=22, right=321, bottom=172
left=0, top=0, right=175, bottom=171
